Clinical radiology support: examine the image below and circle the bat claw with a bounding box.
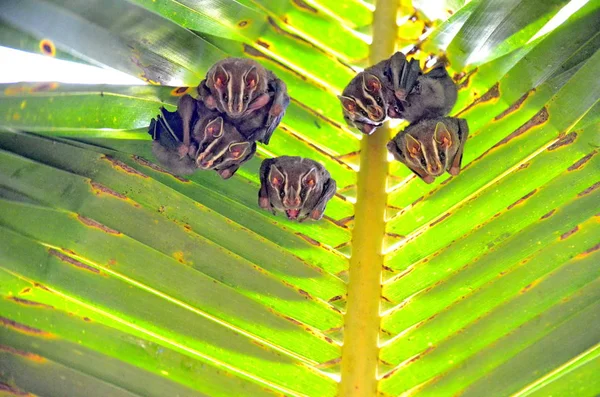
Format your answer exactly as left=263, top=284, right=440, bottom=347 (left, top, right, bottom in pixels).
left=259, top=196, right=270, bottom=209
left=310, top=209, right=323, bottom=220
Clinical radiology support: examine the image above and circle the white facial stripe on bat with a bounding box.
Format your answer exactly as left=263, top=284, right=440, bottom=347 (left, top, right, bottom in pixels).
left=225, top=68, right=234, bottom=114
left=421, top=140, right=443, bottom=174
left=197, top=135, right=223, bottom=162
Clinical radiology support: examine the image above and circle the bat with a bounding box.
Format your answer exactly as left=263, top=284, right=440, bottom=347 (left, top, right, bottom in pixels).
left=197, top=57, right=290, bottom=144
left=398, top=62, right=458, bottom=123
left=192, top=114, right=257, bottom=179
left=258, top=156, right=337, bottom=221
left=148, top=99, right=255, bottom=179
left=339, top=51, right=422, bottom=134
left=148, top=105, right=199, bottom=175
left=387, top=117, right=469, bottom=184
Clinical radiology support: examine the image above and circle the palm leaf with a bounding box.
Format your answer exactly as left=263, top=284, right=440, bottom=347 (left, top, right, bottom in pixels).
left=0, top=0, right=598, bottom=396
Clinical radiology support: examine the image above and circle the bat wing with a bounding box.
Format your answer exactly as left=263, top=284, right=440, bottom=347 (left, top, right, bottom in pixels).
left=148, top=107, right=185, bottom=150
left=400, top=59, right=422, bottom=95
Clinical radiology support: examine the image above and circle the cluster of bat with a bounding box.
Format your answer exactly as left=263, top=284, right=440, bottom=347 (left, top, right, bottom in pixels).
left=339, top=52, right=469, bottom=183
left=148, top=58, right=337, bottom=221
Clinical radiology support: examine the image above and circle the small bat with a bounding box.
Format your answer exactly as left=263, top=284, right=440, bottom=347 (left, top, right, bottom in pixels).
left=192, top=115, right=256, bottom=179
left=148, top=105, right=200, bottom=175
left=387, top=117, right=469, bottom=184
left=399, top=62, right=458, bottom=123
left=197, top=57, right=290, bottom=144
left=339, top=52, right=421, bottom=134
left=148, top=100, right=255, bottom=179
left=258, top=156, right=337, bottom=221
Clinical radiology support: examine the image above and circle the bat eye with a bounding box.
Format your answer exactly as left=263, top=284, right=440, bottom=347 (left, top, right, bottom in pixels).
left=439, top=151, right=446, bottom=163
left=279, top=190, right=285, bottom=198
left=359, top=108, right=368, bottom=117
left=376, top=97, right=383, bottom=106
left=223, top=93, right=229, bottom=102
left=420, top=158, right=427, bottom=168
left=243, top=95, right=249, bottom=101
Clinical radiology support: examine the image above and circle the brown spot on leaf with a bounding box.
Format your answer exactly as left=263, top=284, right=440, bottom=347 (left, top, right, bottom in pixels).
left=518, top=162, right=530, bottom=170
left=296, top=233, right=321, bottom=246
left=0, top=344, right=45, bottom=362
left=328, top=295, right=343, bottom=302
left=0, top=382, right=31, bottom=396
left=39, top=39, right=56, bottom=57
left=430, top=212, right=451, bottom=227
left=578, top=181, right=600, bottom=197
left=494, top=89, right=533, bottom=120
left=292, top=0, right=318, bottom=12
left=580, top=243, right=600, bottom=256
left=48, top=248, right=100, bottom=274
left=30, top=82, right=59, bottom=92
left=568, top=151, right=597, bottom=171
left=560, top=226, right=579, bottom=240
left=78, top=215, right=120, bottom=235
left=507, top=189, right=537, bottom=210
left=132, top=156, right=189, bottom=182
left=238, top=20, right=248, bottom=27
left=8, top=297, right=53, bottom=309
left=83, top=317, right=91, bottom=322
left=457, top=83, right=500, bottom=116
left=90, top=181, right=126, bottom=199
left=520, top=280, right=540, bottom=293
left=267, top=17, right=313, bottom=45
left=495, top=108, right=549, bottom=147
left=412, top=196, right=424, bottom=206
left=457, top=68, right=477, bottom=90
left=170, top=86, right=189, bottom=96
left=284, top=316, right=303, bottom=326
left=256, top=40, right=270, bottom=49
left=541, top=209, right=555, bottom=219
left=547, top=132, right=577, bottom=151
left=0, top=316, right=52, bottom=337
left=103, top=155, right=148, bottom=178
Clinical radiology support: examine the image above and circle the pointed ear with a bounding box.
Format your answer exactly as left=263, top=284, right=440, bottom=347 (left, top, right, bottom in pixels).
left=228, top=141, right=250, bottom=159
left=434, top=122, right=452, bottom=148
left=214, top=65, right=229, bottom=88
left=269, top=166, right=285, bottom=188
left=205, top=117, right=224, bottom=138
left=245, top=66, right=258, bottom=89
left=362, top=73, right=382, bottom=93
left=405, top=134, right=421, bottom=158
left=302, top=167, right=318, bottom=188
left=338, top=95, right=357, bottom=113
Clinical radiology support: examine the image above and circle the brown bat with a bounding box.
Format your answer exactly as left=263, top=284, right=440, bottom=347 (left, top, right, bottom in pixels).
left=192, top=115, right=256, bottom=179
left=387, top=117, right=469, bottom=184
left=399, top=62, right=458, bottom=123
left=258, top=156, right=337, bottom=222
left=148, top=100, right=255, bottom=179
left=195, top=57, right=290, bottom=144
left=339, top=52, right=421, bottom=134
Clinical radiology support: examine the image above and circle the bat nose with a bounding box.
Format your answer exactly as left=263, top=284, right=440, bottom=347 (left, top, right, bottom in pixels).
left=198, top=158, right=213, bottom=169
left=427, top=163, right=442, bottom=175
left=283, top=197, right=301, bottom=207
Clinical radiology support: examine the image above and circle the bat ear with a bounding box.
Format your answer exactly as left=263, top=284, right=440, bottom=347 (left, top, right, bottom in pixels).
left=338, top=95, right=357, bottom=112
left=362, top=73, right=382, bottom=93
left=214, top=65, right=229, bottom=88
left=434, top=122, right=452, bottom=148
left=228, top=141, right=251, bottom=159
left=405, top=134, right=421, bottom=158
left=269, top=166, right=285, bottom=188
left=245, top=66, right=259, bottom=89
left=302, top=167, right=318, bottom=188
left=205, top=117, right=224, bottom=138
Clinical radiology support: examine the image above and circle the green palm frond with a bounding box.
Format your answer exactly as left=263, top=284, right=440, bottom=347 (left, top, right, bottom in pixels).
left=0, top=0, right=598, bottom=396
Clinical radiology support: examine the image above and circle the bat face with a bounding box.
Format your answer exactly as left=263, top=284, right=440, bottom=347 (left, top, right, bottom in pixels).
left=339, top=72, right=389, bottom=135
left=387, top=117, right=469, bottom=184
left=193, top=116, right=256, bottom=177
left=258, top=156, right=336, bottom=221
left=206, top=58, right=270, bottom=119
